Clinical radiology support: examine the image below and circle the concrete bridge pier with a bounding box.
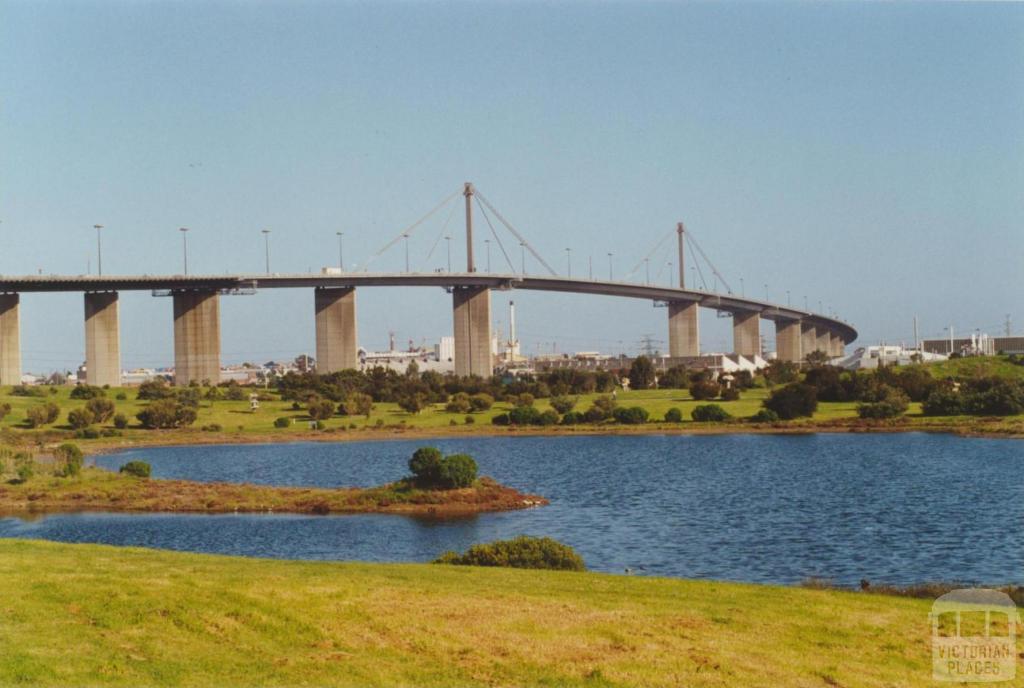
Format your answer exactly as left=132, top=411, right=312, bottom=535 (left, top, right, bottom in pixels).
left=0, top=294, right=19, bottom=385
left=733, top=311, right=761, bottom=357
left=84, top=292, right=121, bottom=386
left=667, top=301, right=699, bottom=357
left=453, top=286, right=492, bottom=377
left=775, top=320, right=802, bottom=363
left=314, top=287, right=358, bottom=372
left=173, top=290, right=221, bottom=385
left=817, top=329, right=832, bottom=357
left=831, top=336, right=845, bottom=358
left=800, top=322, right=817, bottom=359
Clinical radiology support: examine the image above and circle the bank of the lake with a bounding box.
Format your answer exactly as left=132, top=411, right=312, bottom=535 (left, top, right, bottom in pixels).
left=0, top=538, right=964, bottom=688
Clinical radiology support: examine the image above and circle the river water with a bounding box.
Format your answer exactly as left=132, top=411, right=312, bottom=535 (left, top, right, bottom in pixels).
left=1, top=433, right=1020, bottom=585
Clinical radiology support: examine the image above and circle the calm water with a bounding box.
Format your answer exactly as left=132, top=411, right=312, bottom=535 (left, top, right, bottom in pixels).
left=1, top=433, right=1021, bottom=585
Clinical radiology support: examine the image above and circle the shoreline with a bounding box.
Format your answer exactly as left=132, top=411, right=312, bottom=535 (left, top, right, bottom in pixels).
left=75, top=417, right=1024, bottom=456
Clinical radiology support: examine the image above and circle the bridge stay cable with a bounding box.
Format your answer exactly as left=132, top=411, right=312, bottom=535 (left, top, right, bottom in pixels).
left=686, top=233, right=710, bottom=291
left=685, top=230, right=733, bottom=295
left=625, top=230, right=673, bottom=283
left=422, top=199, right=460, bottom=268
left=357, top=189, right=461, bottom=272
left=474, top=189, right=558, bottom=277
left=474, top=197, right=517, bottom=274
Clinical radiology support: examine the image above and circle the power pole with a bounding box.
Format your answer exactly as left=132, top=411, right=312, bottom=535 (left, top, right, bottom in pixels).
left=913, top=316, right=919, bottom=351
left=1006, top=314, right=1012, bottom=337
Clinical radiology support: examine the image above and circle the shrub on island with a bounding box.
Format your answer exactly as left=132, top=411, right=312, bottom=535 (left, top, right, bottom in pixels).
left=408, top=447, right=478, bottom=489
left=664, top=407, right=683, bottom=423
left=433, top=535, right=585, bottom=571
left=273, top=417, right=292, bottom=428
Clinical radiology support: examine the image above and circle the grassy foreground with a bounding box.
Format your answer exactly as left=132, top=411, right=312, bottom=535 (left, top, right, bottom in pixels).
left=0, top=539, right=992, bottom=688
left=0, top=468, right=545, bottom=516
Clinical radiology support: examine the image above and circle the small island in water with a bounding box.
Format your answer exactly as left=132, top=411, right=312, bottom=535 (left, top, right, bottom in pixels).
left=0, top=445, right=547, bottom=517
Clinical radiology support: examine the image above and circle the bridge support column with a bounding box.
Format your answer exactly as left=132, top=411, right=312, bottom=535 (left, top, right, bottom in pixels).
left=817, top=329, right=832, bottom=357
left=453, top=286, right=492, bottom=377
left=0, top=294, right=19, bottom=385
left=733, top=311, right=760, bottom=357
left=800, top=322, right=817, bottom=359
left=84, top=292, right=121, bottom=386
left=173, top=291, right=220, bottom=385
left=775, top=320, right=801, bottom=363
left=315, top=287, right=358, bottom=372
left=831, top=336, right=844, bottom=357
left=667, top=301, right=699, bottom=357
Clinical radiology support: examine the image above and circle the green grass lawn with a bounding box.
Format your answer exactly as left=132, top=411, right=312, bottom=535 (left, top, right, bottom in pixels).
left=0, top=538, right=994, bottom=687
left=0, top=365, right=1020, bottom=447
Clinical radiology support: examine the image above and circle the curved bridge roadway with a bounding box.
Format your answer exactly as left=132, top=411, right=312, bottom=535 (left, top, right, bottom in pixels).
left=0, top=272, right=857, bottom=384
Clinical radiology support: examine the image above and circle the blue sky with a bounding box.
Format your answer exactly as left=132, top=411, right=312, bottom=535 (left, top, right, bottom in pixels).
left=1, top=1, right=1022, bottom=371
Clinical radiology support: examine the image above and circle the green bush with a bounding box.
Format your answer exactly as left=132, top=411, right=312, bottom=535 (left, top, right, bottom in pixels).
left=67, top=407, right=95, bottom=430
left=508, top=405, right=541, bottom=425
left=136, top=378, right=174, bottom=400
left=115, top=392, right=127, bottom=401
left=340, top=392, right=374, bottom=417
left=11, top=385, right=46, bottom=397
left=720, top=386, right=740, bottom=401
left=464, top=415, right=475, bottom=425
left=26, top=402, right=60, bottom=428
left=749, top=408, right=780, bottom=423
left=273, top=417, right=292, bottom=428
left=409, top=447, right=477, bottom=489
left=764, top=383, right=818, bottom=420
left=491, top=413, right=510, bottom=426
left=15, top=457, right=33, bottom=483
left=201, top=423, right=223, bottom=432
left=306, top=397, right=336, bottom=421
left=689, top=380, right=721, bottom=400
left=691, top=404, right=732, bottom=422
left=136, top=400, right=198, bottom=429
left=857, top=386, right=909, bottom=419
left=54, top=443, right=83, bottom=477
left=119, top=460, right=151, bottom=478
left=549, top=396, right=576, bottom=415
left=560, top=410, right=584, bottom=425
left=434, top=536, right=585, bottom=571
left=70, top=384, right=105, bottom=400
left=613, top=406, right=649, bottom=424
left=0, top=402, right=11, bottom=420
left=85, top=397, right=116, bottom=423
left=468, top=393, right=494, bottom=412
left=437, top=453, right=477, bottom=488
left=445, top=392, right=471, bottom=414
left=514, top=393, right=535, bottom=408
left=922, top=388, right=964, bottom=416
left=963, top=379, right=1024, bottom=416
left=112, top=413, right=128, bottom=429
left=409, top=447, right=443, bottom=485
left=664, top=407, right=683, bottom=423
left=75, top=427, right=101, bottom=439
left=536, top=409, right=560, bottom=426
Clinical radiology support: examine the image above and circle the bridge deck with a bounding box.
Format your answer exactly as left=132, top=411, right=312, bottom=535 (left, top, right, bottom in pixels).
left=0, top=272, right=856, bottom=343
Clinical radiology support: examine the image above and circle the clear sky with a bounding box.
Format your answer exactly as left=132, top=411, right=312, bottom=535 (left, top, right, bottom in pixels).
left=1, top=1, right=1022, bottom=372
